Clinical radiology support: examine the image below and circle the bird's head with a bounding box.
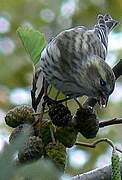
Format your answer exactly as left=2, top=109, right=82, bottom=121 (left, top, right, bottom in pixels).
left=84, top=55, right=115, bottom=107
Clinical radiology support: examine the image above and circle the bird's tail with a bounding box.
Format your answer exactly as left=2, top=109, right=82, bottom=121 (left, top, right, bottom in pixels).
left=94, top=14, right=118, bottom=56
left=104, top=14, right=119, bottom=33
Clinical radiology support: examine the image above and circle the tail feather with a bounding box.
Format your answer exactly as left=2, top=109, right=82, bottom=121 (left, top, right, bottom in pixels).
left=104, top=14, right=119, bottom=33
left=94, top=14, right=108, bottom=57
left=94, top=14, right=118, bottom=58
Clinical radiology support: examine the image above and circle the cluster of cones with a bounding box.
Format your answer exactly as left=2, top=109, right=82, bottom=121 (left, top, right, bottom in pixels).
left=5, top=97, right=99, bottom=171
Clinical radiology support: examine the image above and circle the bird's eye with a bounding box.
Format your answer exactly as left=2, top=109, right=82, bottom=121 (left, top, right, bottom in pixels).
left=100, top=79, right=106, bottom=86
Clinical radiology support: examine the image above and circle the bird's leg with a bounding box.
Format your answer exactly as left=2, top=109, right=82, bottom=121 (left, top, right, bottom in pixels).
left=57, top=97, right=71, bottom=103
left=42, top=81, right=57, bottom=144
left=43, top=91, right=71, bottom=106
left=74, top=98, right=82, bottom=109
left=55, top=90, right=60, bottom=101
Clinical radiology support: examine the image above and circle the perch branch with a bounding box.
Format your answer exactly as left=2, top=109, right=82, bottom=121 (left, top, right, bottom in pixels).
left=99, top=118, right=122, bottom=128
left=113, top=59, right=122, bottom=80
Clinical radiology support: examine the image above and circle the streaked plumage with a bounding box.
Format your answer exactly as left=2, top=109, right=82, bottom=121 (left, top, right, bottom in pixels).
left=33, top=14, right=118, bottom=110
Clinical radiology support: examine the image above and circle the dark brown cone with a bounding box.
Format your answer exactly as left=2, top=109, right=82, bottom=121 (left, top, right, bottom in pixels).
left=48, top=103, right=72, bottom=127
left=74, top=107, right=99, bottom=139
left=18, top=136, right=44, bottom=163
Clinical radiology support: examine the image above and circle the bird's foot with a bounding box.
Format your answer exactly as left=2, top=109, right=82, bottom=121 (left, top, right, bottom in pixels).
left=43, top=95, right=71, bottom=106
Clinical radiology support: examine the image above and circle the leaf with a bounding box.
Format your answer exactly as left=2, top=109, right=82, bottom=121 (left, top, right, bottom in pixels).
left=17, top=26, right=47, bottom=65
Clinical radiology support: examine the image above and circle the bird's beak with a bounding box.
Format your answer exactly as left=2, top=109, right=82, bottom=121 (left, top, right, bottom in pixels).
left=98, top=93, right=108, bottom=108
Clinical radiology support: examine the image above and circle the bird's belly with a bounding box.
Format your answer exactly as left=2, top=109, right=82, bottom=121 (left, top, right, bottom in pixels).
left=43, top=69, right=83, bottom=97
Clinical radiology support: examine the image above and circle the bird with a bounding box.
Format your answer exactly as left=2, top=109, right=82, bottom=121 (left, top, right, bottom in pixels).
left=32, top=14, right=118, bottom=111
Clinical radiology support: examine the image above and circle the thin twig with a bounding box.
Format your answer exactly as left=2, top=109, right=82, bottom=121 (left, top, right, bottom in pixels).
left=75, top=138, right=122, bottom=153
left=32, top=101, right=46, bottom=127
left=116, top=147, right=122, bottom=153
left=32, top=109, right=49, bottom=116
left=99, top=118, right=122, bottom=128
left=50, top=125, right=56, bottom=144
left=32, top=112, right=42, bottom=116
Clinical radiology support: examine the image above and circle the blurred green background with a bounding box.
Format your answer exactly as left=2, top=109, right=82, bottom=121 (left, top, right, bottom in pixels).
left=0, top=0, right=122, bottom=177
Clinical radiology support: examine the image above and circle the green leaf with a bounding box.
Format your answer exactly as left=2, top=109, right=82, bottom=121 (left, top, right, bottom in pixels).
left=17, top=26, right=47, bottom=65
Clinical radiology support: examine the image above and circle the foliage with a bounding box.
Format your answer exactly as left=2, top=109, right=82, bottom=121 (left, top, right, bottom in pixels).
left=17, top=160, right=60, bottom=180
left=17, top=27, right=47, bottom=65
left=0, top=131, right=60, bottom=180
left=0, top=130, right=29, bottom=180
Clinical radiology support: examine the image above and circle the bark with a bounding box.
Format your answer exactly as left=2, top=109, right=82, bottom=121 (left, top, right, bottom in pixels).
left=72, top=161, right=122, bottom=180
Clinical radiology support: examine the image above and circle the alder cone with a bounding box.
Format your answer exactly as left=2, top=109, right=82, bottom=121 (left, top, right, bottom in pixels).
left=18, top=136, right=44, bottom=163
left=75, top=107, right=99, bottom=139
left=48, top=102, right=72, bottom=127
left=55, top=126, right=78, bottom=148
left=45, top=142, right=66, bottom=171
left=5, top=105, right=35, bottom=128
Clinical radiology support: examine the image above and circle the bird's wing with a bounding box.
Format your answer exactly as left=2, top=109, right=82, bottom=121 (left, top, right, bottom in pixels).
left=46, top=14, right=118, bottom=67
left=55, top=25, right=106, bottom=65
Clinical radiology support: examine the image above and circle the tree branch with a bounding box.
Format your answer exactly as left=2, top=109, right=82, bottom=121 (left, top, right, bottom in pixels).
left=75, top=138, right=122, bottom=153
left=73, top=137, right=122, bottom=179
left=113, top=59, right=122, bottom=80
left=72, top=161, right=122, bottom=180
left=99, top=118, right=122, bottom=128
